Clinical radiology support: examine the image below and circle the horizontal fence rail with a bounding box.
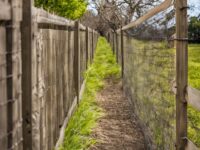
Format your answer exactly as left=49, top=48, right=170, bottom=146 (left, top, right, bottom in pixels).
left=118, top=0, right=173, bottom=31
left=187, top=86, right=200, bottom=111
left=0, top=1, right=99, bottom=150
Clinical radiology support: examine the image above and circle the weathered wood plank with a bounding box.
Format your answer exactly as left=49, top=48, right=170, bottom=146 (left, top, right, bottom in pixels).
left=33, top=7, right=74, bottom=27
left=92, top=30, right=94, bottom=61
left=0, top=26, right=8, bottom=150
left=185, top=138, right=199, bottom=150
left=0, top=1, right=11, bottom=20
left=175, top=0, right=188, bottom=149
left=121, top=29, right=124, bottom=78
left=55, top=80, right=86, bottom=150
left=116, top=33, right=119, bottom=63
left=188, top=86, right=200, bottom=112
left=33, top=7, right=86, bottom=31
left=86, top=27, right=89, bottom=69
left=21, top=0, right=33, bottom=149
left=74, top=21, right=80, bottom=104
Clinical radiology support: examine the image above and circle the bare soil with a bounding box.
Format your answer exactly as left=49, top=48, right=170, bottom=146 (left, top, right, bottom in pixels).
left=90, top=78, right=146, bottom=150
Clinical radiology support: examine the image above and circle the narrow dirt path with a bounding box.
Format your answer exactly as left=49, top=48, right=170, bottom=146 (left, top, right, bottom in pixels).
left=90, top=78, right=146, bottom=150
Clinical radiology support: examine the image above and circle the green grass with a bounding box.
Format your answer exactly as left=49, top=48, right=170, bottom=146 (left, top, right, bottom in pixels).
left=188, top=44, right=200, bottom=146
left=59, top=37, right=120, bottom=150
left=128, top=40, right=176, bottom=149
left=126, top=40, right=200, bottom=148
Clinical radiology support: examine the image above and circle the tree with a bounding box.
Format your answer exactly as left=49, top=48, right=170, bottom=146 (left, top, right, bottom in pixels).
left=80, top=10, right=99, bottom=29
left=90, top=0, right=161, bottom=35
left=188, top=16, right=200, bottom=41
left=35, top=0, right=88, bottom=20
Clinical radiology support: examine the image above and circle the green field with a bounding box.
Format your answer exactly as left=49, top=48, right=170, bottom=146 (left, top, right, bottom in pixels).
left=188, top=44, right=200, bottom=146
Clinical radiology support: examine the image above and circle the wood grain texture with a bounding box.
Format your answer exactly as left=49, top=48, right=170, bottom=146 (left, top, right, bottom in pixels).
left=0, top=1, right=11, bottom=20
left=188, top=86, right=200, bottom=112
left=175, top=0, right=188, bottom=149
left=185, top=138, right=199, bottom=150
left=1, top=1, right=98, bottom=149
left=74, top=21, right=80, bottom=104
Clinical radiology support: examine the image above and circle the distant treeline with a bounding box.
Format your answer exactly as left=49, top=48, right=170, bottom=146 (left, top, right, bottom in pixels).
left=189, top=15, right=200, bottom=43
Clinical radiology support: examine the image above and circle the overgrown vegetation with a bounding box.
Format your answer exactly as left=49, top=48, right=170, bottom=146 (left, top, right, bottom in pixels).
left=189, top=16, right=200, bottom=41
left=60, top=37, right=120, bottom=150
left=124, top=40, right=200, bottom=148
left=35, top=0, right=87, bottom=20
left=188, top=44, right=200, bottom=146
left=125, top=40, right=176, bottom=149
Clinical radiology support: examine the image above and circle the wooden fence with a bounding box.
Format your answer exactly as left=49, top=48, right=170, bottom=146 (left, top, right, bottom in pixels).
left=0, top=0, right=23, bottom=149
left=107, top=0, right=200, bottom=149
left=0, top=1, right=99, bottom=150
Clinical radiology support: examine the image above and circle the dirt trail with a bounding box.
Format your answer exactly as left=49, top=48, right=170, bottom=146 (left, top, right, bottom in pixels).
left=90, top=78, right=146, bottom=150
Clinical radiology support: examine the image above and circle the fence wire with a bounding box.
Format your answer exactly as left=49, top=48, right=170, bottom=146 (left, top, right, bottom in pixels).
left=122, top=6, right=176, bottom=149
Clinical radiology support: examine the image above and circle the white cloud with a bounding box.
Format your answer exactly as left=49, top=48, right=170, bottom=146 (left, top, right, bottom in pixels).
left=189, top=0, right=200, bottom=16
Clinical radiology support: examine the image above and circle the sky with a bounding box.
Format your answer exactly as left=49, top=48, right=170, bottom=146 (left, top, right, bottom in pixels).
left=189, top=0, right=200, bottom=16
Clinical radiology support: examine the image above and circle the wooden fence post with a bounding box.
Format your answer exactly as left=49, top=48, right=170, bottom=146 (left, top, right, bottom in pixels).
left=108, top=32, right=110, bottom=43
left=86, top=27, right=89, bottom=68
left=74, top=21, right=80, bottom=104
left=113, top=32, right=115, bottom=54
left=175, top=0, right=188, bottom=149
left=116, top=33, right=119, bottom=63
left=121, top=29, right=124, bottom=78
left=92, top=29, right=94, bottom=61
left=21, top=0, right=34, bottom=149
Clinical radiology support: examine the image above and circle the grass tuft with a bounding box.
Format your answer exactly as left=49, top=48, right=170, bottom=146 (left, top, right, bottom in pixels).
left=59, top=37, right=120, bottom=150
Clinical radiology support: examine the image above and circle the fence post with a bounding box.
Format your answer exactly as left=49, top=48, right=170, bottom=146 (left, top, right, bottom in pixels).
left=108, top=32, right=110, bottom=43
left=112, top=32, right=115, bottom=54
left=21, top=0, right=34, bottom=149
left=92, top=29, right=94, bottom=61
left=74, top=21, right=80, bottom=104
left=175, top=0, right=188, bottom=149
left=121, top=29, right=124, bottom=78
left=116, top=32, right=119, bottom=63
left=86, top=27, right=89, bottom=68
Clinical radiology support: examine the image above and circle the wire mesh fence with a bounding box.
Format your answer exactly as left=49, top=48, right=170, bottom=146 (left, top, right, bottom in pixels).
left=123, top=6, right=176, bottom=149
left=123, top=36, right=176, bottom=149
left=108, top=0, right=200, bottom=149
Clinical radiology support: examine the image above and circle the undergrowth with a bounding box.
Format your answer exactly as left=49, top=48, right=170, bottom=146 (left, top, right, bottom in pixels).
left=59, top=37, right=120, bottom=150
